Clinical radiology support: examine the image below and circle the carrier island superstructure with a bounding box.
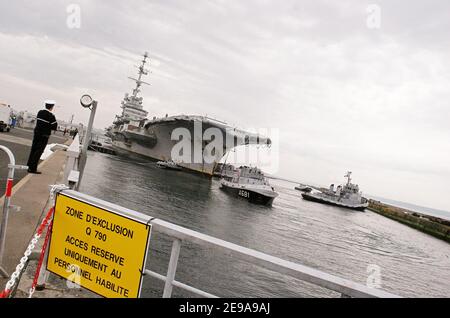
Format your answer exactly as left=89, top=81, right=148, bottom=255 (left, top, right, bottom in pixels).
left=107, top=52, right=271, bottom=176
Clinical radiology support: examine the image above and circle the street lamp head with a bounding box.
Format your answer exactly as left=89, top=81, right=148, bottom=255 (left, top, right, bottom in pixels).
left=80, top=94, right=93, bottom=108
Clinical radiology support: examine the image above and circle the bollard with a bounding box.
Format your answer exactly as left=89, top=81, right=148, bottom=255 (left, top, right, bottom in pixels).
left=0, top=145, right=28, bottom=278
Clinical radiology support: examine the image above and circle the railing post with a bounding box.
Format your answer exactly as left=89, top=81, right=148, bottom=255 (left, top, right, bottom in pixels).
left=63, top=135, right=81, bottom=188
left=35, top=238, right=51, bottom=290
left=0, top=146, right=17, bottom=277
left=63, top=156, right=75, bottom=184
left=163, top=239, right=182, bottom=298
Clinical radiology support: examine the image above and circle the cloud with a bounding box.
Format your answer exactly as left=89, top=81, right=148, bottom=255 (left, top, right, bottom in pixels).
left=0, top=0, right=449, bottom=210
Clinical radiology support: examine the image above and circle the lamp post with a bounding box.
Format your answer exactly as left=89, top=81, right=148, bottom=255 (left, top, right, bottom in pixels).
left=77, top=94, right=97, bottom=190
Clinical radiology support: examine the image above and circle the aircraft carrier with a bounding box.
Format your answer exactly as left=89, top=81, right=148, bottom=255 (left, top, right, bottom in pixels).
left=107, top=52, right=271, bottom=176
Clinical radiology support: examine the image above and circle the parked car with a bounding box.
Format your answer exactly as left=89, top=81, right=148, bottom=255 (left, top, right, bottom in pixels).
left=0, top=104, right=12, bottom=132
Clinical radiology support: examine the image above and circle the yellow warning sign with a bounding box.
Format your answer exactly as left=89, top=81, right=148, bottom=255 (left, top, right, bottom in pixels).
left=47, top=193, right=151, bottom=298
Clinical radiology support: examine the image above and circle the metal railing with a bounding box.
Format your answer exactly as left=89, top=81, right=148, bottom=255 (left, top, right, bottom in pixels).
left=0, top=146, right=28, bottom=278
left=62, top=135, right=81, bottom=189
left=62, top=190, right=400, bottom=298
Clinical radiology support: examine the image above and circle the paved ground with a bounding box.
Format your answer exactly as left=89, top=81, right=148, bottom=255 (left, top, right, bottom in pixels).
left=0, top=128, right=69, bottom=194
left=0, top=127, right=96, bottom=298
left=0, top=151, right=66, bottom=291
left=0, top=127, right=69, bottom=145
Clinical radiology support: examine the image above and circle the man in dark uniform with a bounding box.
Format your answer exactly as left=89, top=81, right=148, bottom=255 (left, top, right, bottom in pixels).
left=26, top=100, right=58, bottom=174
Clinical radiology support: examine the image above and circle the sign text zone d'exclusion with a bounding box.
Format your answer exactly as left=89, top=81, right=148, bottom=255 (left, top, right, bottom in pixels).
left=53, top=204, right=143, bottom=297
left=48, top=197, right=151, bottom=298
left=66, top=206, right=134, bottom=239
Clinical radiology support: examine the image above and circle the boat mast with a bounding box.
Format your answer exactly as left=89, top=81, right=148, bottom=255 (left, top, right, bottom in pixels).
left=345, top=171, right=352, bottom=185
left=219, top=150, right=232, bottom=176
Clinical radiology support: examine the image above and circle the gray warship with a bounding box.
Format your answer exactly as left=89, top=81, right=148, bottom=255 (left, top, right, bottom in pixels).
left=301, top=172, right=369, bottom=211
left=107, top=53, right=271, bottom=176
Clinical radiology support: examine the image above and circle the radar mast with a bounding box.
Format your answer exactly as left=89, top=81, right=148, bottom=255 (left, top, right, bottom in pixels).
left=345, top=171, right=352, bottom=185
left=128, top=52, right=151, bottom=99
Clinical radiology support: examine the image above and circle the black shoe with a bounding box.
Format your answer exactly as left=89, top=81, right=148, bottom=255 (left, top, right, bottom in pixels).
left=28, top=170, right=42, bottom=174
left=35, top=284, right=46, bottom=291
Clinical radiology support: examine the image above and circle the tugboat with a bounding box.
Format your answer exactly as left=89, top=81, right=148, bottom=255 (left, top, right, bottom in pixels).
left=220, top=166, right=278, bottom=206
left=294, top=184, right=312, bottom=193
left=301, top=172, right=369, bottom=211
left=156, top=160, right=182, bottom=171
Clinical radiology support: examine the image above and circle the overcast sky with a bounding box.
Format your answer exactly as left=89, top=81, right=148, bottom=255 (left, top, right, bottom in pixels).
left=0, top=0, right=449, bottom=211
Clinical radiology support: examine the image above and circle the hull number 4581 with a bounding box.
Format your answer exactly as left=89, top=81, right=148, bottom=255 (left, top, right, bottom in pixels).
left=238, top=190, right=250, bottom=198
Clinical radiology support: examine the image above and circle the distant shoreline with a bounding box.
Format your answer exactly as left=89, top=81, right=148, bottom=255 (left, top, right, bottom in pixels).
left=368, top=200, right=450, bottom=243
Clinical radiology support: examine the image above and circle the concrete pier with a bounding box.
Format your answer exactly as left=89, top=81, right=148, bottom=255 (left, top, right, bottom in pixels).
left=0, top=128, right=68, bottom=193
left=0, top=128, right=70, bottom=295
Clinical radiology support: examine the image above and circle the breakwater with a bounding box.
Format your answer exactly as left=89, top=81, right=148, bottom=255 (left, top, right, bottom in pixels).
left=368, top=200, right=450, bottom=243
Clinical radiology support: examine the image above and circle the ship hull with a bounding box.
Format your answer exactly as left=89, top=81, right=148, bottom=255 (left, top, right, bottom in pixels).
left=111, top=121, right=218, bottom=176
left=301, top=193, right=368, bottom=211
left=112, top=139, right=217, bottom=175
left=220, top=183, right=277, bottom=206
left=110, top=116, right=270, bottom=176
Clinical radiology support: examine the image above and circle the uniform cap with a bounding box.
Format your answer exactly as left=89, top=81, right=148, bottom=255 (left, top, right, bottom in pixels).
left=45, top=100, right=56, bottom=106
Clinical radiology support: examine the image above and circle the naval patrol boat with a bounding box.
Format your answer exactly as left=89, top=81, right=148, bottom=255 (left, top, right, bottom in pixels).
left=294, top=184, right=312, bottom=193
left=220, top=166, right=278, bottom=206
left=156, top=159, right=182, bottom=171
left=301, top=172, right=369, bottom=211
left=107, top=52, right=271, bottom=176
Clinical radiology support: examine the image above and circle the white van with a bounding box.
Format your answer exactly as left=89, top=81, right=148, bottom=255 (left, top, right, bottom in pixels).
left=0, top=103, right=12, bottom=132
